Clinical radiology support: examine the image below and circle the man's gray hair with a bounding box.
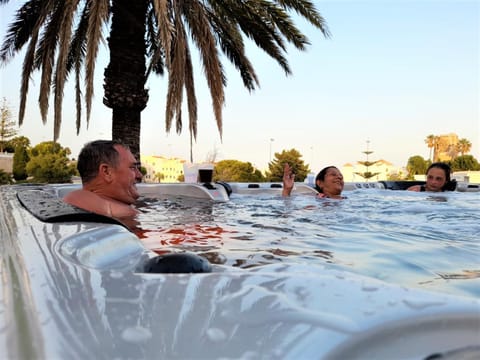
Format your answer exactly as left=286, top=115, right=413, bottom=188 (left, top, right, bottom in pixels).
left=77, top=140, right=129, bottom=183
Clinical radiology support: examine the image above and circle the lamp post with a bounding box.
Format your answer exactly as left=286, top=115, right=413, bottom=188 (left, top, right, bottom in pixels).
left=269, top=138, right=275, bottom=162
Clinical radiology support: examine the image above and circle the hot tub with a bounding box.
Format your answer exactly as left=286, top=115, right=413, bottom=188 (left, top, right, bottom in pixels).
left=0, top=183, right=479, bottom=359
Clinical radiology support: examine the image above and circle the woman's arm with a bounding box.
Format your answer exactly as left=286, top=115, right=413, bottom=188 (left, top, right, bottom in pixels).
left=282, top=163, right=295, bottom=196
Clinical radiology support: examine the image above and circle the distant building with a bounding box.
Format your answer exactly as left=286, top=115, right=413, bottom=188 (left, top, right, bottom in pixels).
left=0, top=153, right=13, bottom=173
left=343, top=140, right=400, bottom=182
left=341, top=163, right=355, bottom=182
left=434, top=133, right=459, bottom=162
left=342, top=159, right=397, bottom=182
left=452, top=171, right=480, bottom=183
left=141, top=155, right=185, bottom=183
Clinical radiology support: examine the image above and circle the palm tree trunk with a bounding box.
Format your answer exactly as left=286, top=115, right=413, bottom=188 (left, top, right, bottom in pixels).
left=112, top=108, right=141, bottom=154
left=103, top=0, right=149, bottom=160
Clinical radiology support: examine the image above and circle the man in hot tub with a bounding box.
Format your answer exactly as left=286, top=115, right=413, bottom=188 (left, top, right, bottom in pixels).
left=64, top=140, right=143, bottom=222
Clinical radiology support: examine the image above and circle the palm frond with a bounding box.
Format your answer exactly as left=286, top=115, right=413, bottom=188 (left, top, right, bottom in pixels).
left=36, top=1, right=64, bottom=124
left=75, top=63, right=82, bottom=134
left=211, top=0, right=292, bottom=74
left=68, top=5, right=89, bottom=135
left=183, top=45, right=198, bottom=141
left=257, top=2, right=307, bottom=50
left=2, top=0, right=55, bottom=125
left=183, top=0, right=225, bottom=136
left=67, top=5, right=88, bottom=73
left=275, top=0, right=331, bottom=37
left=85, top=0, right=109, bottom=126
left=19, top=31, right=39, bottom=126
left=145, top=6, right=165, bottom=76
left=206, top=10, right=259, bottom=91
left=150, top=0, right=172, bottom=76
left=53, top=0, right=79, bottom=141
left=0, top=0, right=44, bottom=63
left=165, top=6, right=187, bottom=134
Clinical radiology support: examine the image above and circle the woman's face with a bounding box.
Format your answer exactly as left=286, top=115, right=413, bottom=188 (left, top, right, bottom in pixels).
left=317, top=167, right=344, bottom=197
left=425, top=167, right=447, bottom=192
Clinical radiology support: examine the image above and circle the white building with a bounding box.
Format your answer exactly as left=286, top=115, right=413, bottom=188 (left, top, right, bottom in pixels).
left=141, top=155, right=185, bottom=183
left=342, top=159, right=399, bottom=182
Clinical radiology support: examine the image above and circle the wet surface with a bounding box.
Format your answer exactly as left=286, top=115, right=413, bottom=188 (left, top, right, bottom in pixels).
left=16, top=187, right=126, bottom=227
left=135, top=190, right=480, bottom=298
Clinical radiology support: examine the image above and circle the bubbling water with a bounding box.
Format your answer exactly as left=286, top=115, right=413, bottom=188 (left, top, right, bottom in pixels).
left=135, top=189, right=480, bottom=298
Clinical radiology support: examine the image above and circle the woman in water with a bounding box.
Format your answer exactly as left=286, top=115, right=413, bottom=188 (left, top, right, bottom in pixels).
left=406, top=162, right=456, bottom=192
left=282, top=163, right=345, bottom=199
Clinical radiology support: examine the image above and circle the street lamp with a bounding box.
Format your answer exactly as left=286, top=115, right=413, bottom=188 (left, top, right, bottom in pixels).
left=269, top=138, right=275, bottom=162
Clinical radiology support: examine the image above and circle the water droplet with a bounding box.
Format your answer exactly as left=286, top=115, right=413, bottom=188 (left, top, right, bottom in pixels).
left=121, top=326, right=152, bottom=343
left=402, top=298, right=446, bottom=310
left=361, top=284, right=378, bottom=292
left=363, top=309, right=375, bottom=316
left=387, top=300, right=398, bottom=306
left=206, top=328, right=226, bottom=342
left=109, top=270, right=123, bottom=279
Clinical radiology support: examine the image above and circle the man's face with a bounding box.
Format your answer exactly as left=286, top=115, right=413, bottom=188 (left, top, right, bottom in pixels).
left=110, top=145, right=143, bottom=204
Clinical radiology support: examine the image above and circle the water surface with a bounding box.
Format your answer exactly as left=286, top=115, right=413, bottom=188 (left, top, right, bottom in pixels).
left=135, top=189, right=480, bottom=298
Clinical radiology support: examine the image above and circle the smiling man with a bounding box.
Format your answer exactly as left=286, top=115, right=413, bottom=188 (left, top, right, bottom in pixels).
left=63, top=140, right=143, bottom=222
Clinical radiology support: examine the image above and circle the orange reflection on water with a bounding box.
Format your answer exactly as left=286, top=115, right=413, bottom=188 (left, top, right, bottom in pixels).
left=134, top=224, right=238, bottom=253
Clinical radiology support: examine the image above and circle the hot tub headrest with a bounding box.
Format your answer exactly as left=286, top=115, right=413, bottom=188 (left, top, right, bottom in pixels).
left=16, top=188, right=127, bottom=228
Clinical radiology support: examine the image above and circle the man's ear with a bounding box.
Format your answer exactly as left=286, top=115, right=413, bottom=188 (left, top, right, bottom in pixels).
left=99, top=163, right=113, bottom=182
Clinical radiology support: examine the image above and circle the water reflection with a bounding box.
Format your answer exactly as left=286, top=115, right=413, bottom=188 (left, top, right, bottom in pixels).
left=134, top=190, right=480, bottom=298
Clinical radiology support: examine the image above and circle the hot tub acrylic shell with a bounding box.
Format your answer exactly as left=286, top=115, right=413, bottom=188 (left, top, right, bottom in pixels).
left=1, top=184, right=479, bottom=359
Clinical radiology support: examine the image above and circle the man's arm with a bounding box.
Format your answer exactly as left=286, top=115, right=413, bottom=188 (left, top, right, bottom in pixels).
left=63, top=189, right=138, bottom=218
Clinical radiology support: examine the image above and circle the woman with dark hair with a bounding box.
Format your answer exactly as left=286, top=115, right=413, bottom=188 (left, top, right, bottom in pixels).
left=282, top=163, right=345, bottom=199
left=407, top=162, right=456, bottom=192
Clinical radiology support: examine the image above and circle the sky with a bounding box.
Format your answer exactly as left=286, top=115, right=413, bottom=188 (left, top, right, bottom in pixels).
left=1, top=0, right=479, bottom=172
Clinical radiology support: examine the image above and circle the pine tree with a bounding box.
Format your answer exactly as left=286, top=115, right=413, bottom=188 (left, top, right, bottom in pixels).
left=268, top=149, right=310, bottom=182
left=0, top=98, right=17, bottom=152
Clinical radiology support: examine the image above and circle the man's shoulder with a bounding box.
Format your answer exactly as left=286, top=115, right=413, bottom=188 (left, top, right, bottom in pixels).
left=63, top=188, right=98, bottom=202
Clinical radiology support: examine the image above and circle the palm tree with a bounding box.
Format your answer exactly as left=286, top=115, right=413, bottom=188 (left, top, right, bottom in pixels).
left=433, top=136, right=441, bottom=162
left=425, top=134, right=435, bottom=162
left=0, top=0, right=329, bottom=159
left=456, top=138, right=472, bottom=156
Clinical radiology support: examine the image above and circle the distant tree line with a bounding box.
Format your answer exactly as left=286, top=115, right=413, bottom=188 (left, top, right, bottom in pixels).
left=1, top=135, right=479, bottom=185
left=0, top=100, right=78, bottom=185
left=406, top=154, right=480, bottom=179
left=213, top=149, right=310, bottom=183
left=424, top=134, right=472, bottom=162
left=406, top=134, right=479, bottom=178
left=1, top=98, right=478, bottom=185
left=0, top=137, right=77, bottom=185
